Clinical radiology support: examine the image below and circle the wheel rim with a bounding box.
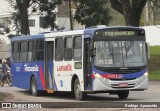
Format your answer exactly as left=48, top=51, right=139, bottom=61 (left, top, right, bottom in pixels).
left=75, top=82, right=81, bottom=99
left=32, top=81, right=36, bottom=94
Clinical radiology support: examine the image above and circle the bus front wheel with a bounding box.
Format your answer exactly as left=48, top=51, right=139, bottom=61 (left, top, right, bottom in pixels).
left=117, top=90, right=129, bottom=99
left=30, top=77, right=39, bottom=96
left=74, top=78, right=86, bottom=101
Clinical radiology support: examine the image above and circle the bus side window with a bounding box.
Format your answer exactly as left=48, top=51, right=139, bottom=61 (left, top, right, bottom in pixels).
left=12, top=42, right=20, bottom=62
left=28, top=41, right=36, bottom=62
left=36, top=40, right=44, bottom=61
left=73, top=36, right=82, bottom=60
left=19, top=41, right=28, bottom=62
left=64, top=37, right=73, bottom=61
left=55, top=38, right=64, bottom=61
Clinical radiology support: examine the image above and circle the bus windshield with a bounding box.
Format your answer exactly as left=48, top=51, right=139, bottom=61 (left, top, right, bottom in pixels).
left=94, top=41, right=147, bottom=67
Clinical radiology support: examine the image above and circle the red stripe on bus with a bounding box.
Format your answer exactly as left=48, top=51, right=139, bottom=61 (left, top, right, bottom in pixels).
left=92, top=74, right=123, bottom=79
left=40, top=65, right=46, bottom=90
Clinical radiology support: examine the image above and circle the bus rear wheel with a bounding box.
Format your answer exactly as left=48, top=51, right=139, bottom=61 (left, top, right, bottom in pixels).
left=30, top=77, right=40, bottom=96
left=117, top=90, right=129, bottom=99
left=74, top=78, right=86, bottom=101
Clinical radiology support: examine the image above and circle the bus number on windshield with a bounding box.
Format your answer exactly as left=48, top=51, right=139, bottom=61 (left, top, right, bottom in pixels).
left=99, top=59, right=113, bottom=65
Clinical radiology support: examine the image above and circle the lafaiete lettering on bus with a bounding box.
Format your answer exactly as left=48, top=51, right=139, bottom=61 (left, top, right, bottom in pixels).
left=57, top=64, right=72, bottom=71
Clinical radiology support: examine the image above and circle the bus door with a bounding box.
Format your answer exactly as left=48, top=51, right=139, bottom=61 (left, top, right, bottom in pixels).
left=83, top=38, right=92, bottom=90
left=45, top=41, right=54, bottom=90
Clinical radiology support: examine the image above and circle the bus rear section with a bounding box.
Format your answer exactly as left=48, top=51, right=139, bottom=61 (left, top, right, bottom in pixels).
left=11, top=35, right=46, bottom=93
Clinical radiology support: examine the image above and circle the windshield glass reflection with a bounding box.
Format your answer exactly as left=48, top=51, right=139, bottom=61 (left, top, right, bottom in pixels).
left=94, top=41, right=147, bottom=67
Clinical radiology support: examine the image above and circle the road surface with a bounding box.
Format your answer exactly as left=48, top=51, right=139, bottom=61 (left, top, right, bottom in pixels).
left=0, top=81, right=160, bottom=110
left=0, top=81, right=160, bottom=102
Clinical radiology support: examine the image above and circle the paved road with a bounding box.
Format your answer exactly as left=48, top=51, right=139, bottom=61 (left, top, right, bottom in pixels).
left=0, top=81, right=160, bottom=102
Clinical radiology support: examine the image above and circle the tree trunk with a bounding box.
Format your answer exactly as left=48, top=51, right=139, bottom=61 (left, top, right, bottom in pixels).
left=110, top=0, right=147, bottom=27
left=68, top=0, right=73, bottom=30
left=16, top=0, right=30, bottom=35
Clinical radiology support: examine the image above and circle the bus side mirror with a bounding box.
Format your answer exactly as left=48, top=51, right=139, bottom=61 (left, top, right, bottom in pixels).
left=146, top=43, right=150, bottom=60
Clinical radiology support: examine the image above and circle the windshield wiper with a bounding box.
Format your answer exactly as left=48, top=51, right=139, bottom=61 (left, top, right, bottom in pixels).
left=125, top=40, right=134, bottom=60
left=108, top=41, right=115, bottom=64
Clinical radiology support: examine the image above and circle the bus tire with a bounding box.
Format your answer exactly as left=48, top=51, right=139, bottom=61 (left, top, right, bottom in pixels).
left=74, top=78, right=86, bottom=101
left=30, top=77, right=39, bottom=96
left=117, top=90, right=129, bottom=99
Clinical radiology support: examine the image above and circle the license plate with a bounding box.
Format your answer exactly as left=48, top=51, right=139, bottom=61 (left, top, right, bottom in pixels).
left=119, top=83, right=128, bottom=87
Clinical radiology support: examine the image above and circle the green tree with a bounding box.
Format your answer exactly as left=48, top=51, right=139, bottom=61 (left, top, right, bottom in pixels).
left=110, top=0, right=147, bottom=27
left=10, top=0, right=61, bottom=35
left=74, top=0, right=112, bottom=28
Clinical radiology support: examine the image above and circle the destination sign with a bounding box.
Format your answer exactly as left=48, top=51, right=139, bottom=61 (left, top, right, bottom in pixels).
left=95, top=29, right=145, bottom=37
left=104, top=31, right=135, bottom=36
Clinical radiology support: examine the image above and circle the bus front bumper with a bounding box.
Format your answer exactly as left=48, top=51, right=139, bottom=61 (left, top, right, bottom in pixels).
left=92, top=74, right=148, bottom=91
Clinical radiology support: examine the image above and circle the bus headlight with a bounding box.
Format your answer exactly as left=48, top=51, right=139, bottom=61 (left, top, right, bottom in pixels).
left=144, top=72, right=148, bottom=77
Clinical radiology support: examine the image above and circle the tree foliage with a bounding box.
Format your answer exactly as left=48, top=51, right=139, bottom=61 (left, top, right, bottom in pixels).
left=10, top=0, right=61, bottom=35
left=110, top=0, right=147, bottom=27
left=74, top=0, right=112, bottom=27
left=38, top=0, right=62, bottom=28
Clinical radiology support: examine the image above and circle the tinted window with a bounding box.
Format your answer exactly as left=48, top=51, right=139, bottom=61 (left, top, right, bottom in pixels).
left=64, top=37, right=72, bottom=60
left=13, top=42, right=19, bottom=52
left=28, top=52, right=35, bottom=62
left=55, top=38, right=63, bottom=61
left=29, top=41, right=36, bottom=51
left=73, top=36, right=82, bottom=60
left=65, top=37, right=73, bottom=48
left=19, top=52, right=27, bottom=62
left=56, top=38, right=63, bottom=49
left=12, top=53, right=19, bottom=62
left=36, top=51, right=44, bottom=61
left=20, top=42, right=28, bottom=52
left=12, top=42, right=20, bottom=62
left=74, top=37, right=82, bottom=48
left=36, top=40, right=44, bottom=50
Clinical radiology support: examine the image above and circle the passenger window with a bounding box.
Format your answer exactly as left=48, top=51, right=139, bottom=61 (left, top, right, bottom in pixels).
left=19, top=41, right=28, bottom=62
left=12, top=42, right=20, bottom=62
left=64, top=37, right=73, bottom=60
left=55, top=38, right=64, bottom=61
left=20, top=42, right=28, bottom=52
left=13, top=42, right=19, bottom=52
left=73, top=36, right=82, bottom=60
left=36, top=40, right=44, bottom=61
left=27, top=41, right=36, bottom=62
left=29, top=40, right=36, bottom=51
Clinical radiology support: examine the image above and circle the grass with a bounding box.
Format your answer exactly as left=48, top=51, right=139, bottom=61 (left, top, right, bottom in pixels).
left=149, top=46, right=160, bottom=55
left=149, top=70, right=160, bottom=81
left=0, top=93, right=6, bottom=101
left=149, top=46, right=160, bottom=81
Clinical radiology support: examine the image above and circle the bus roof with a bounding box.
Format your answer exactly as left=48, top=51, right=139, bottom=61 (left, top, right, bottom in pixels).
left=44, top=29, right=84, bottom=38
left=11, top=34, right=44, bottom=41
left=11, top=26, right=144, bottom=41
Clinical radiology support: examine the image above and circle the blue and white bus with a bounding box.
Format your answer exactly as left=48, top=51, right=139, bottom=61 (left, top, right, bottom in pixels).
left=11, top=26, right=149, bottom=100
